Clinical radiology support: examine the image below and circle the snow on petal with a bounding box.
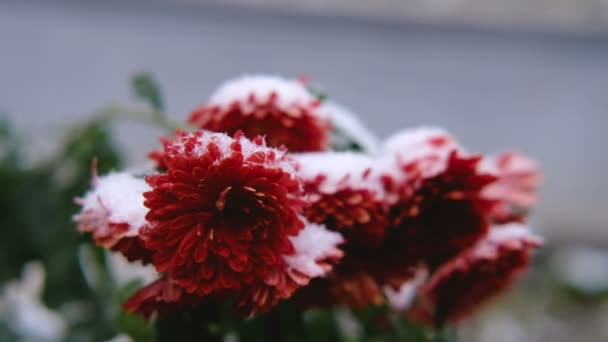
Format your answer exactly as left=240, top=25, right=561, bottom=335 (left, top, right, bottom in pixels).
left=380, top=127, right=463, bottom=182
left=383, top=267, right=428, bottom=311
left=284, top=220, right=344, bottom=281
left=208, top=74, right=324, bottom=115
left=189, top=75, right=331, bottom=152
left=294, top=151, right=386, bottom=196
left=74, top=172, right=150, bottom=247
left=382, top=126, right=459, bottom=158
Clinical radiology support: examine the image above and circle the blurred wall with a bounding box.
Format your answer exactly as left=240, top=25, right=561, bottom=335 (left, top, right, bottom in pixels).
left=1, top=0, right=607, bottom=243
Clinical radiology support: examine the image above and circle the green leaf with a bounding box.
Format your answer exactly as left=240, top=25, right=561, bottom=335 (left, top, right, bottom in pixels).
left=330, top=128, right=363, bottom=152
left=0, top=113, right=124, bottom=341
left=132, top=72, right=164, bottom=112
left=116, top=309, right=155, bottom=342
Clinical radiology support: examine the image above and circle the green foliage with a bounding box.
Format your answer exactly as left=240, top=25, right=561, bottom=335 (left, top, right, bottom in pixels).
left=132, top=72, right=164, bottom=112
left=0, top=115, right=127, bottom=340
left=115, top=280, right=156, bottom=342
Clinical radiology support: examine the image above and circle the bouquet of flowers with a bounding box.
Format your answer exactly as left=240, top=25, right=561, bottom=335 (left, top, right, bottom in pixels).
left=73, top=74, right=542, bottom=341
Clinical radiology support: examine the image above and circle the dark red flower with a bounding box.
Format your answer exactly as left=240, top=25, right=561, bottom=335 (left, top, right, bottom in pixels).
left=141, top=130, right=342, bottom=315
left=74, top=172, right=152, bottom=263
left=385, top=151, right=497, bottom=269
left=295, top=129, right=499, bottom=309
left=408, top=224, right=542, bottom=324
left=294, top=152, right=408, bottom=307
left=296, top=152, right=390, bottom=248
left=188, top=75, right=331, bottom=152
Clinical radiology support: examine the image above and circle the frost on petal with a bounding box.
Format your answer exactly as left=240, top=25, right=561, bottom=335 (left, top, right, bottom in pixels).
left=295, top=151, right=386, bottom=196
left=408, top=223, right=542, bottom=324
left=382, top=127, right=459, bottom=158
left=74, top=172, right=151, bottom=261
left=380, top=126, right=463, bottom=182
left=208, top=75, right=323, bottom=113
left=284, top=220, right=344, bottom=282
left=189, top=74, right=331, bottom=152
left=384, top=268, right=428, bottom=311
left=479, top=152, right=542, bottom=223
left=384, top=281, right=417, bottom=312
left=321, top=100, right=380, bottom=154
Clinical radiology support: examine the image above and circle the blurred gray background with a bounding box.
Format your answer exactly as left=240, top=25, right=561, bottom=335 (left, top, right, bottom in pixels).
left=1, top=0, right=607, bottom=245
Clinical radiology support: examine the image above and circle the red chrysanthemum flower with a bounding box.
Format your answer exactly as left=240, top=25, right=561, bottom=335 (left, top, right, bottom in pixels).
left=140, top=130, right=343, bottom=315
left=296, top=152, right=390, bottom=247
left=74, top=171, right=152, bottom=263
left=479, top=152, right=542, bottom=223
left=378, top=127, right=498, bottom=270
left=143, top=130, right=304, bottom=293
left=386, top=151, right=497, bottom=269
left=408, top=223, right=542, bottom=324
left=188, top=75, right=331, bottom=152
left=296, top=128, right=499, bottom=309
left=293, top=152, right=414, bottom=308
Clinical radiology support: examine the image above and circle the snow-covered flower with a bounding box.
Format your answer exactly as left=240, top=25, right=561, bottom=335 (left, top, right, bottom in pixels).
left=408, top=224, right=542, bottom=324
left=296, top=152, right=389, bottom=246
left=382, top=127, right=460, bottom=179
left=0, top=262, right=67, bottom=341
left=386, top=151, right=498, bottom=269
left=74, top=171, right=151, bottom=263
left=189, top=75, right=331, bottom=152
left=294, top=128, right=517, bottom=310
left=479, top=152, right=542, bottom=223
left=133, top=130, right=342, bottom=316
left=294, top=152, right=414, bottom=307
left=378, top=127, right=498, bottom=269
